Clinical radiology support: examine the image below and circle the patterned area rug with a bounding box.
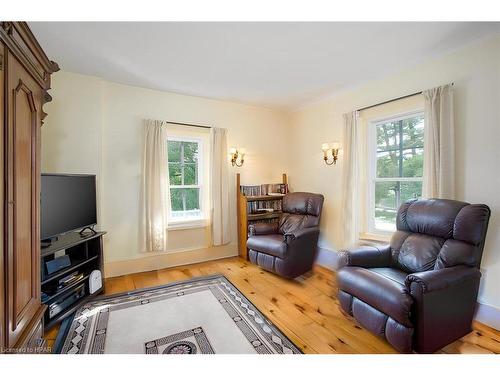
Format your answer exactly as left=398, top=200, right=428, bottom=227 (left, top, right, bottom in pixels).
left=59, top=275, right=302, bottom=354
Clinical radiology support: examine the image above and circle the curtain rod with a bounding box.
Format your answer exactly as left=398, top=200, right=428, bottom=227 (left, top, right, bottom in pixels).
left=357, top=83, right=454, bottom=112
left=166, top=121, right=211, bottom=129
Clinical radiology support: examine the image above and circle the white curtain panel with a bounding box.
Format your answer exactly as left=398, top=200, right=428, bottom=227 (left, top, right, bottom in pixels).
left=210, top=127, right=231, bottom=246
left=423, top=84, right=455, bottom=199
left=142, top=119, right=170, bottom=252
left=341, top=111, right=362, bottom=248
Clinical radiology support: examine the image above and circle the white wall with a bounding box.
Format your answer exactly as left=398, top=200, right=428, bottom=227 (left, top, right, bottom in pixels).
left=289, top=35, right=500, bottom=313
left=42, top=34, right=500, bottom=319
left=42, top=71, right=291, bottom=276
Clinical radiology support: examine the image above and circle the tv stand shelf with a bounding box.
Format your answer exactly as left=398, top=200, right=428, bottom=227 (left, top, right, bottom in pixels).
left=41, top=255, right=99, bottom=285
left=40, top=231, right=106, bottom=330
left=41, top=231, right=104, bottom=257
left=42, top=274, right=91, bottom=304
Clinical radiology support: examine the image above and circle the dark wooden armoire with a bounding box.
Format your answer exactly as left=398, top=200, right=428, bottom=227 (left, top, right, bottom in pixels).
left=0, top=22, right=58, bottom=351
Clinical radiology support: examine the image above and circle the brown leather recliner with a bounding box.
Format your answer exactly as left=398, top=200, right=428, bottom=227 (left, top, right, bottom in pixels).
left=246, top=192, right=324, bottom=278
left=337, top=198, right=491, bottom=353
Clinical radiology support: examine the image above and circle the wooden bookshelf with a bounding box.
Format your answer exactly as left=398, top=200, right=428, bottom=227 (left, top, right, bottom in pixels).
left=237, top=173, right=288, bottom=260
left=245, top=195, right=284, bottom=202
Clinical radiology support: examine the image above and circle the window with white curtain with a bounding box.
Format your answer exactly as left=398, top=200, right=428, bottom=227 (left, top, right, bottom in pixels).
left=167, top=136, right=204, bottom=222
left=367, top=111, right=425, bottom=233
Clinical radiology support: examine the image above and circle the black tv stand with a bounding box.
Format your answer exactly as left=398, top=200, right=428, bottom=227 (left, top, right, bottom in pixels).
left=79, top=226, right=97, bottom=236
left=40, top=230, right=106, bottom=330
left=41, top=236, right=59, bottom=248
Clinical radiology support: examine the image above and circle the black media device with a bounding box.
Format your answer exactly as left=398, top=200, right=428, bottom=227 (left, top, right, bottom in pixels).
left=45, top=255, right=71, bottom=275
left=41, top=173, right=97, bottom=245
left=48, top=284, right=86, bottom=319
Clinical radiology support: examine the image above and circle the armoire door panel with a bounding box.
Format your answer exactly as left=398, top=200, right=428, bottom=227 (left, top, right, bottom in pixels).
left=13, top=80, right=36, bottom=322
left=6, top=51, right=42, bottom=347
left=0, top=41, right=5, bottom=348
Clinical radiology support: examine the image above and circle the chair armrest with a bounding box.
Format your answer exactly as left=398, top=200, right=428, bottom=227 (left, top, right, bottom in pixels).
left=405, top=265, right=481, bottom=353
left=337, top=244, right=392, bottom=269
left=283, top=227, right=319, bottom=243
left=248, top=222, right=279, bottom=237
left=405, top=266, right=481, bottom=293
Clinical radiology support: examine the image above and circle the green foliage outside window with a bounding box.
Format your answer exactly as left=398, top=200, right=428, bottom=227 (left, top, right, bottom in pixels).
left=168, top=140, right=200, bottom=214
left=374, top=115, right=424, bottom=230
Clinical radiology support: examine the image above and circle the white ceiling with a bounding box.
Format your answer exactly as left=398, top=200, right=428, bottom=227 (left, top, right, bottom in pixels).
left=30, top=22, right=500, bottom=109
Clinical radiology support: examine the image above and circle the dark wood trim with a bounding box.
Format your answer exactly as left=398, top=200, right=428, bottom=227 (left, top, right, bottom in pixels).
left=6, top=52, right=41, bottom=346
left=0, top=41, right=5, bottom=348
left=1, top=21, right=58, bottom=351
left=0, top=22, right=59, bottom=129
left=0, top=22, right=58, bottom=90
left=12, top=304, right=46, bottom=349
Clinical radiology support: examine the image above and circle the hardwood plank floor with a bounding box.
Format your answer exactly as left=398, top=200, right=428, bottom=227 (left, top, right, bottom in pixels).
left=45, top=257, right=500, bottom=354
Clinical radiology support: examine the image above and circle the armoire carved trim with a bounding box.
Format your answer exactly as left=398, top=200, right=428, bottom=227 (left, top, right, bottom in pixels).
left=1, top=21, right=58, bottom=352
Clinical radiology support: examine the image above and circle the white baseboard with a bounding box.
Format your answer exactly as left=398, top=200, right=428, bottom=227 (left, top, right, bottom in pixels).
left=104, top=244, right=237, bottom=278
left=314, top=247, right=500, bottom=330
left=474, top=302, right=500, bottom=330
left=315, top=246, right=339, bottom=270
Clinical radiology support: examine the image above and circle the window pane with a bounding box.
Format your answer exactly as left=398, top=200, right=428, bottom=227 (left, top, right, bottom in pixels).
left=376, top=151, right=400, bottom=178
left=376, top=121, right=400, bottom=153
left=184, top=163, right=198, bottom=185
left=402, top=115, right=424, bottom=177
left=184, top=188, right=200, bottom=210
left=401, top=116, right=424, bottom=149
left=376, top=115, right=424, bottom=178
left=400, top=181, right=423, bottom=202
left=168, top=141, right=181, bottom=162
left=374, top=181, right=398, bottom=232
left=182, top=141, right=199, bottom=163
left=168, top=162, right=182, bottom=185
left=372, top=114, right=424, bottom=233
left=170, top=188, right=200, bottom=212
left=374, top=180, right=423, bottom=232
left=376, top=122, right=401, bottom=178
left=402, top=148, right=424, bottom=177
left=168, top=139, right=202, bottom=220
left=170, top=188, right=183, bottom=211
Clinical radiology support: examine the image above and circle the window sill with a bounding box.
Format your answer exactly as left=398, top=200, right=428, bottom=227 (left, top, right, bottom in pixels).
left=359, top=232, right=392, bottom=243
left=168, top=219, right=209, bottom=231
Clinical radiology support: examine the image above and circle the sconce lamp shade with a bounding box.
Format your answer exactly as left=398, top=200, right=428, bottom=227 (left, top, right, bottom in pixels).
left=230, top=146, right=245, bottom=167
left=321, top=141, right=341, bottom=165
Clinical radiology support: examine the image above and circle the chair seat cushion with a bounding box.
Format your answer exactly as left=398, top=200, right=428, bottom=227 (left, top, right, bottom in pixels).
left=337, top=267, right=413, bottom=327
left=246, top=234, right=287, bottom=258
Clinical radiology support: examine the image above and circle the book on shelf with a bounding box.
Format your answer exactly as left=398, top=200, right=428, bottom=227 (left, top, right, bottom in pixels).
left=240, top=185, right=261, bottom=196
left=236, top=173, right=288, bottom=260
left=246, top=198, right=282, bottom=214
left=240, top=183, right=289, bottom=196
left=251, top=208, right=274, bottom=214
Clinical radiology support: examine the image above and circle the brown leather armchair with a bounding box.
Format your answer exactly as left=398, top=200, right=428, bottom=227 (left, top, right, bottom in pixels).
left=246, top=192, right=324, bottom=278
left=337, top=198, right=490, bottom=353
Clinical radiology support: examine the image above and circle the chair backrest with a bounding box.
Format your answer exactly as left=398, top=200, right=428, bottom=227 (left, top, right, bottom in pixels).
left=390, top=198, right=490, bottom=273
left=279, top=192, right=324, bottom=234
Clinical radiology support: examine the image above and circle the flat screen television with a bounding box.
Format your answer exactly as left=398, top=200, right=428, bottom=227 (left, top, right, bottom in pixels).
left=41, top=173, right=97, bottom=240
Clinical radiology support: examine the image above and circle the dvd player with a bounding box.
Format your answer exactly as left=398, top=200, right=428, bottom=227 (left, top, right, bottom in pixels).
left=48, top=284, right=85, bottom=319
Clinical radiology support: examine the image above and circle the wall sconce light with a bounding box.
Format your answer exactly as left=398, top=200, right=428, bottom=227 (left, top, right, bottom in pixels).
left=322, top=142, right=341, bottom=165
left=230, top=147, right=245, bottom=167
